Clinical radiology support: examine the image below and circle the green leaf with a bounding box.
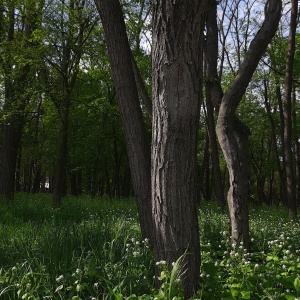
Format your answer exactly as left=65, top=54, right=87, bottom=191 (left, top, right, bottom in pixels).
left=55, top=285, right=64, bottom=292
left=284, top=294, right=297, bottom=300
left=266, top=255, right=279, bottom=261
left=230, top=289, right=239, bottom=297
left=158, top=271, right=167, bottom=281
left=241, top=291, right=251, bottom=299
left=126, top=295, right=138, bottom=300
left=294, top=277, right=300, bottom=292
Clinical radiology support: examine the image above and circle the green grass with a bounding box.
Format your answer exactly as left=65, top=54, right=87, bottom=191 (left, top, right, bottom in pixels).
left=0, top=194, right=153, bottom=299
left=0, top=194, right=300, bottom=299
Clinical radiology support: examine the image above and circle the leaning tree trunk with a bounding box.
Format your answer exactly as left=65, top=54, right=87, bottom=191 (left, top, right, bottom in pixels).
left=216, top=0, right=282, bottom=249
left=95, top=0, right=153, bottom=241
left=152, top=1, right=207, bottom=297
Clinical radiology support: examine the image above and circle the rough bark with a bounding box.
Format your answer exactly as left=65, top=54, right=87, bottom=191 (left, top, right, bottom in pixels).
left=95, top=0, right=153, bottom=241
left=216, top=0, right=282, bottom=248
left=283, top=0, right=298, bottom=220
left=152, top=1, right=207, bottom=297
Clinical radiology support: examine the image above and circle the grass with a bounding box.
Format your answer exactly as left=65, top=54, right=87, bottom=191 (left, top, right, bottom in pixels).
left=0, top=194, right=300, bottom=299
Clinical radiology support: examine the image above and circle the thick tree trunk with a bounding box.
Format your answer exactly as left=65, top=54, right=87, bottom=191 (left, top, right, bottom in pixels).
left=95, top=0, right=153, bottom=241
left=283, top=0, right=298, bottom=220
left=216, top=0, right=282, bottom=248
left=152, top=1, right=207, bottom=297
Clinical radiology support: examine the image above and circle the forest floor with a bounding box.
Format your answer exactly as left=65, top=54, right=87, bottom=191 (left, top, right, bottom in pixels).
left=0, top=194, right=300, bottom=299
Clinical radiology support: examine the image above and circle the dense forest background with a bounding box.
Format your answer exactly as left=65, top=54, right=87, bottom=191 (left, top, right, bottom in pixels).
left=0, top=0, right=299, bottom=208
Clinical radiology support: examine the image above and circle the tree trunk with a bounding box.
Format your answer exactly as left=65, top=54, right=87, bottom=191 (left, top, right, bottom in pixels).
left=199, top=133, right=211, bottom=200
left=0, top=5, right=28, bottom=202
left=274, top=82, right=287, bottom=204
left=216, top=0, right=282, bottom=248
left=95, top=0, right=153, bottom=241
left=152, top=1, right=207, bottom=297
left=0, top=117, right=24, bottom=202
left=283, top=0, right=298, bottom=220
left=53, top=92, right=70, bottom=207
left=204, top=0, right=226, bottom=209
left=263, top=79, right=285, bottom=198
left=292, top=87, right=300, bottom=207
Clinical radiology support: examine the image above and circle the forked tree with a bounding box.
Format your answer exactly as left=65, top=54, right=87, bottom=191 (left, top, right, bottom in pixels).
left=216, top=0, right=282, bottom=248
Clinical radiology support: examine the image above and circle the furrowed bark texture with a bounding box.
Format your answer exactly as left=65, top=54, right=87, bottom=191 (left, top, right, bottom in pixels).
left=216, top=0, right=282, bottom=248
left=95, top=0, right=153, bottom=241
left=152, top=1, right=207, bottom=297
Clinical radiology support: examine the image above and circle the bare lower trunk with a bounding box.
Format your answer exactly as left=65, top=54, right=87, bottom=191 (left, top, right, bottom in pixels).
left=217, top=117, right=250, bottom=247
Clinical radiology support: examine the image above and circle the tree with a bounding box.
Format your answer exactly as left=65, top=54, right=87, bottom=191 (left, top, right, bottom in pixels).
left=216, top=0, right=282, bottom=248
left=94, top=0, right=153, bottom=241
left=204, top=0, right=226, bottom=209
left=41, top=0, right=97, bottom=207
left=0, top=0, right=44, bottom=202
left=96, top=0, right=208, bottom=296
left=283, top=0, right=298, bottom=220
left=151, top=1, right=208, bottom=296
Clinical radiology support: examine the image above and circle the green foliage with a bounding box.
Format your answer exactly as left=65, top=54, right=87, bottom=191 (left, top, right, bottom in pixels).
left=1, top=196, right=300, bottom=299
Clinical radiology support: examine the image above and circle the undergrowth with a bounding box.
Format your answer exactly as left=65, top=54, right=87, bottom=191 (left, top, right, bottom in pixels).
left=0, top=194, right=299, bottom=299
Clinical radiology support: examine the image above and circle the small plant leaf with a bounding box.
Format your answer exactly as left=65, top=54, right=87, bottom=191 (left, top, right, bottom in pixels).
left=294, top=277, right=300, bottom=292
left=284, top=294, right=297, bottom=300
left=241, top=291, right=251, bottom=299
left=55, top=285, right=64, bottom=293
